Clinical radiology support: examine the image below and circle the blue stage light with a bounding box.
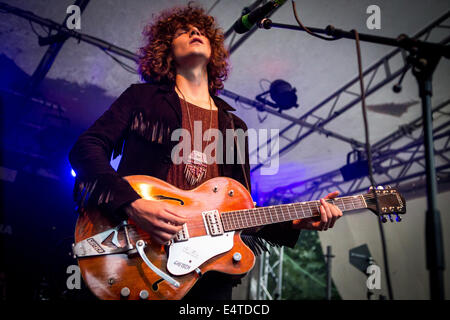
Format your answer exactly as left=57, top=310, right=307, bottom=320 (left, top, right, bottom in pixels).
left=71, top=169, right=76, bottom=177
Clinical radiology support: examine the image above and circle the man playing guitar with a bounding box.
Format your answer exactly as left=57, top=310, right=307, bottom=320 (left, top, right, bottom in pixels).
left=69, top=3, right=343, bottom=300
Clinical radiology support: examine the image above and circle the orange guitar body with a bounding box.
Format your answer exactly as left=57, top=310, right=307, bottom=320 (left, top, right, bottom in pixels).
left=74, top=176, right=256, bottom=300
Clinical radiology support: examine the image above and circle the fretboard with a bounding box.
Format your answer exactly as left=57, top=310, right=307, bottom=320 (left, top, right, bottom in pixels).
left=221, top=195, right=367, bottom=232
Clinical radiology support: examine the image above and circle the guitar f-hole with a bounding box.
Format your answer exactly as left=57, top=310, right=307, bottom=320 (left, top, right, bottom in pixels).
left=151, top=278, right=164, bottom=291
left=154, top=195, right=185, bottom=205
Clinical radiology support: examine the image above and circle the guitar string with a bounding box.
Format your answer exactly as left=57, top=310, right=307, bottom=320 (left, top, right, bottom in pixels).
left=133, top=196, right=393, bottom=233
left=122, top=195, right=398, bottom=241
left=170, top=197, right=368, bottom=231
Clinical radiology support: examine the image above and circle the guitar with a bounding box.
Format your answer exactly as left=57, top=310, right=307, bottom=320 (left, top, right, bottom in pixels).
left=73, top=175, right=406, bottom=300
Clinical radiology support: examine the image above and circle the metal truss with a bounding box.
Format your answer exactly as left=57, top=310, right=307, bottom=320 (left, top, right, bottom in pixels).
left=245, top=12, right=449, bottom=300
left=24, top=0, right=91, bottom=96
left=3, top=1, right=448, bottom=300
left=255, top=99, right=449, bottom=295
left=1, top=1, right=289, bottom=301
left=248, top=11, right=450, bottom=173
left=252, top=247, right=284, bottom=300
left=260, top=98, right=450, bottom=204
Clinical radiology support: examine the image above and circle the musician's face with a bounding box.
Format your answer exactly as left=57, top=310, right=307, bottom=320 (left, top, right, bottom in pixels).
left=171, top=24, right=211, bottom=68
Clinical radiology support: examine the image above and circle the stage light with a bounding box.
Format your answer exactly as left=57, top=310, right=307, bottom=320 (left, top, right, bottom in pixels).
left=269, top=79, right=298, bottom=110
left=71, top=169, right=76, bottom=177
left=255, top=79, right=299, bottom=113
left=340, top=150, right=369, bottom=181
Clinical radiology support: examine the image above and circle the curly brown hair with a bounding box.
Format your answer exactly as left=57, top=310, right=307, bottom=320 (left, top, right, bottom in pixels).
left=138, top=2, right=230, bottom=95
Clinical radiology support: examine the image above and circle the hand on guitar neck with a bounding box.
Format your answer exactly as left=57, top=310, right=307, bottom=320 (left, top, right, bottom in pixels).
left=124, top=199, right=187, bottom=245
left=292, top=191, right=343, bottom=231
left=124, top=190, right=343, bottom=245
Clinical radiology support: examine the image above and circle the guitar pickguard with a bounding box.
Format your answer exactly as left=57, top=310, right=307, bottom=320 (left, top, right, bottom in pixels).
left=166, top=232, right=235, bottom=276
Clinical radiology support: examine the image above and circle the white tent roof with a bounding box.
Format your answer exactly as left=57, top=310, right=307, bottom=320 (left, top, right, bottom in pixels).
left=1, top=0, right=449, bottom=192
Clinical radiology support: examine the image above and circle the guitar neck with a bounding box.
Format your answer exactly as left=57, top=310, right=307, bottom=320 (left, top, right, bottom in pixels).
left=221, top=195, right=368, bottom=232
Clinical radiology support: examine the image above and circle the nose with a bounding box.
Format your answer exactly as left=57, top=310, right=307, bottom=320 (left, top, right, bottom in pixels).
left=190, top=28, right=201, bottom=37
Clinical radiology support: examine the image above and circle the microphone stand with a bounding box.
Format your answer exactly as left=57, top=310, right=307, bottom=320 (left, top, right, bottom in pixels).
left=259, top=17, right=449, bottom=300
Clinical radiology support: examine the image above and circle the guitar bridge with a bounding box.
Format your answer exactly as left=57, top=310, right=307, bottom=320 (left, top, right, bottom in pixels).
left=202, top=210, right=224, bottom=236
left=175, top=223, right=189, bottom=242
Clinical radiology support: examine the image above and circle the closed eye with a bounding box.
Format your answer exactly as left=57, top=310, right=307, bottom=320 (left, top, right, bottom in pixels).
left=174, top=30, right=188, bottom=38
left=174, top=27, right=206, bottom=38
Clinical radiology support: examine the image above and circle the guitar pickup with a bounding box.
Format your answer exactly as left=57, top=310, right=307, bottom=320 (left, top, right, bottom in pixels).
left=175, top=223, right=189, bottom=242
left=202, top=210, right=224, bottom=236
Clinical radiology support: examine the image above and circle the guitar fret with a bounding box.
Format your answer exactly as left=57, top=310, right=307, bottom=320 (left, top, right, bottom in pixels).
left=222, top=213, right=228, bottom=230
left=280, top=205, right=286, bottom=221
left=222, top=193, right=371, bottom=232
left=269, top=207, right=274, bottom=223
left=314, top=201, right=320, bottom=216
left=241, top=210, right=247, bottom=229
left=256, top=208, right=261, bottom=226
left=288, top=204, right=295, bottom=220
left=261, top=210, right=272, bottom=223
left=245, top=210, right=250, bottom=227
left=252, top=208, right=258, bottom=227
left=232, top=212, right=238, bottom=229
left=239, top=210, right=245, bottom=229
left=252, top=209, right=257, bottom=227
left=288, top=204, right=294, bottom=219
left=338, top=199, right=345, bottom=211
left=360, top=194, right=367, bottom=208
left=288, top=205, right=294, bottom=220
left=298, top=203, right=305, bottom=218
left=269, top=207, right=275, bottom=223
left=239, top=210, right=245, bottom=228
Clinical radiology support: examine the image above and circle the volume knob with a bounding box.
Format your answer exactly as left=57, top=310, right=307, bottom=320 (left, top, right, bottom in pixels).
left=120, top=287, right=130, bottom=298
left=139, top=290, right=149, bottom=300
left=233, top=252, right=242, bottom=262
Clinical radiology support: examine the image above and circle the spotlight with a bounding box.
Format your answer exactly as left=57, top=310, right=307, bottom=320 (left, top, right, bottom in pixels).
left=71, top=169, right=76, bottom=177
left=340, top=150, right=369, bottom=181
left=270, top=80, right=298, bottom=109
left=256, top=79, right=299, bottom=113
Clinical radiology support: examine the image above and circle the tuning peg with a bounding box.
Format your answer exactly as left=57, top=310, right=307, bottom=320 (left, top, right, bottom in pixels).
left=369, top=186, right=374, bottom=190
left=380, top=215, right=387, bottom=223
left=395, top=213, right=402, bottom=222
left=376, top=186, right=385, bottom=190
left=386, top=185, right=392, bottom=189
left=388, top=214, right=394, bottom=222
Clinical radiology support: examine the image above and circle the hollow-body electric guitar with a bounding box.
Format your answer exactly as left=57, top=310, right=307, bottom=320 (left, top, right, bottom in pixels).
left=73, top=175, right=406, bottom=300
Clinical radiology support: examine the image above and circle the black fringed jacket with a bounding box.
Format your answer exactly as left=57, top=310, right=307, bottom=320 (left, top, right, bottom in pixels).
left=68, top=82, right=300, bottom=253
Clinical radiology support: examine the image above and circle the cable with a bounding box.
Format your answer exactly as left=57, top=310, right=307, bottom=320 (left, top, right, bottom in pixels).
left=291, top=1, right=340, bottom=41
left=101, top=48, right=139, bottom=75
left=353, top=29, right=394, bottom=300
left=29, top=20, right=46, bottom=37
left=290, top=0, right=394, bottom=299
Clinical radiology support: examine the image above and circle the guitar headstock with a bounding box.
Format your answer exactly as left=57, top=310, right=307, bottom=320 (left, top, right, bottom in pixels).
left=364, top=186, right=406, bottom=223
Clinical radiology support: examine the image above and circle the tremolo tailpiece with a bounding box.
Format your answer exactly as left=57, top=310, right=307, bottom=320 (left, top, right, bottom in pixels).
left=72, top=221, right=180, bottom=288
left=72, top=221, right=134, bottom=258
